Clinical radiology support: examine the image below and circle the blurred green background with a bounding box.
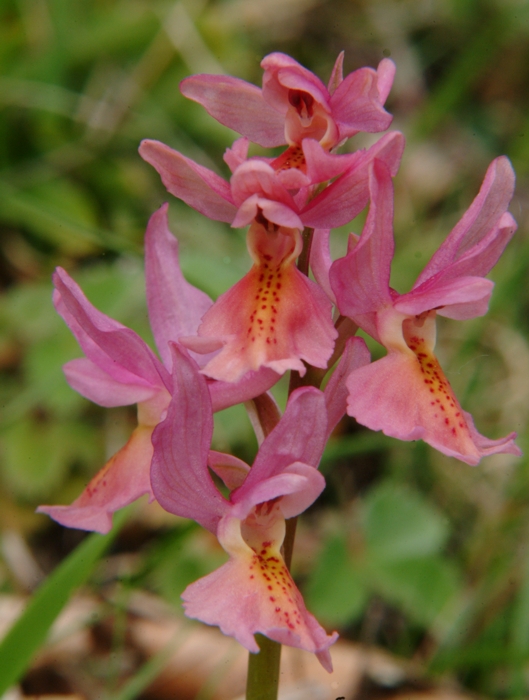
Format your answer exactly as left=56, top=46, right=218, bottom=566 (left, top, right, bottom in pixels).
left=1, top=0, right=529, bottom=697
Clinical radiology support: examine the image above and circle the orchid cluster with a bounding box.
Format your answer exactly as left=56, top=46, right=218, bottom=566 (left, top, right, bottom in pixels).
left=39, top=53, right=520, bottom=674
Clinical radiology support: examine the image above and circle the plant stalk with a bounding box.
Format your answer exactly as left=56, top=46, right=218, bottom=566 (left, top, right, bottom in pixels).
left=246, top=635, right=282, bottom=700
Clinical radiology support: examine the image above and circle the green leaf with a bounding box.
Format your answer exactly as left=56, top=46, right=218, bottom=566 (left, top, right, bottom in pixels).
left=148, top=527, right=226, bottom=607
left=362, top=482, right=449, bottom=562
left=370, top=556, right=461, bottom=627
left=304, top=534, right=367, bottom=627
left=2, top=418, right=71, bottom=499
left=0, top=507, right=129, bottom=695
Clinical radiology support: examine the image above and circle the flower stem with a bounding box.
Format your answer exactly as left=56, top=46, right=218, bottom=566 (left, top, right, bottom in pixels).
left=246, top=634, right=282, bottom=700
left=297, top=226, right=314, bottom=277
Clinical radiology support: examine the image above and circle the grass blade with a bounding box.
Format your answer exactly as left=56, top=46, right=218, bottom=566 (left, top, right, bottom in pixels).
left=0, top=508, right=130, bottom=694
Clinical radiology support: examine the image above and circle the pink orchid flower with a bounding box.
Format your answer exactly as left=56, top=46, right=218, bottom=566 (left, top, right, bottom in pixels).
left=180, top=52, right=395, bottom=155
left=139, top=131, right=404, bottom=230
left=182, top=214, right=337, bottom=382
left=38, top=206, right=280, bottom=533
left=151, top=344, right=338, bottom=670
left=139, top=133, right=404, bottom=382
left=330, top=158, right=521, bottom=465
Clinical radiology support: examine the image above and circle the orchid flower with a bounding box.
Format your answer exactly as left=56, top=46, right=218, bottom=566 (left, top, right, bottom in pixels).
left=181, top=215, right=337, bottom=382
left=330, top=158, right=521, bottom=465
left=150, top=344, right=338, bottom=670
left=139, top=131, right=404, bottom=230
left=38, top=206, right=280, bottom=533
left=180, top=52, right=395, bottom=157
left=138, top=132, right=404, bottom=382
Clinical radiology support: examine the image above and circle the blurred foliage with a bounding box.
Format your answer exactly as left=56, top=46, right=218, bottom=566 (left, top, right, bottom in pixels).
left=0, top=0, right=529, bottom=698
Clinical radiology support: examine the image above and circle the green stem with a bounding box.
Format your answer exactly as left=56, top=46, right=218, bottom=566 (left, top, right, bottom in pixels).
left=297, top=226, right=314, bottom=277
left=282, top=516, right=298, bottom=570
left=246, top=635, right=282, bottom=700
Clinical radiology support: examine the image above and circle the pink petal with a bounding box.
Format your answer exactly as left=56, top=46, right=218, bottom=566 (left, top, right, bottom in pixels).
left=182, top=513, right=337, bottom=669
left=196, top=258, right=336, bottom=382
left=330, top=160, right=394, bottom=331
left=330, top=66, right=393, bottom=139
left=139, top=140, right=237, bottom=223
left=415, top=211, right=517, bottom=294
left=150, top=345, right=228, bottom=533
left=261, top=53, right=330, bottom=113
left=232, top=193, right=303, bottom=230
left=301, top=132, right=404, bottom=228
left=346, top=345, right=516, bottom=466
left=376, top=58, right=396, bottom=104
left=301, top=164, right=370, bottom=229
left=180, top=75, right=286, bottom=148
left=327, top=52, right=344, bottom=95
left=208, top=367, right=281, bottom=412
left=230, top=159, right=296, bottom=209
left=37, top=425, right=155, bottom=534
left=302, top=138, right=362, bottom=184
left=416, top=157, right=516, bottom=285
left=310, top=228, right=334, bottom=302
left=274, top=166, right=310, bottom=190
left=394, top=277, right=494, bottom=318
left=208, top=450, right=250, bottom=490
left=54, top=268, right=168, bottom=391
left=230, top=462, right=325, bottom=521
left=180, top=335, right=224, bottom=354
left=277, top=463, right=326, bottom=518
left=324, top=337, right=371, bottom=437
left=144, top=204, right=213, bottom=368
left=463, top=411, right=521, bottom=459
left=223, top=137, right=250, bottom=172
left=241, top=387, right=328, bottom=495
left=365, top=130, right=405, bottom=177
left=63, top=358, right=159, bottom=407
